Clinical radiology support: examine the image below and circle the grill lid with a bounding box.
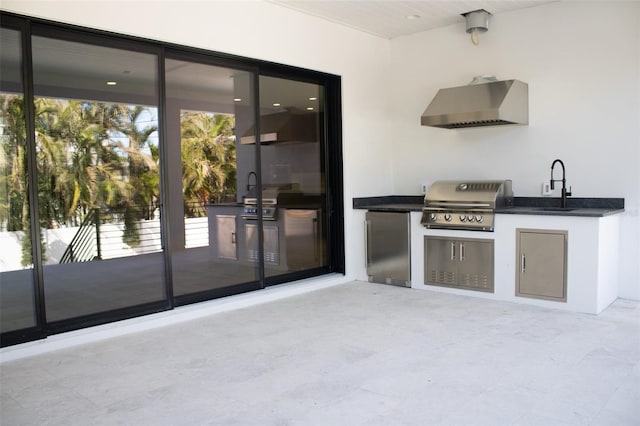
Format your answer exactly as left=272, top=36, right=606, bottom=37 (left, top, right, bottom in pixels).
left=243, top=184, right=303, bottom=206
left=424, top=180, right=513, bottom=209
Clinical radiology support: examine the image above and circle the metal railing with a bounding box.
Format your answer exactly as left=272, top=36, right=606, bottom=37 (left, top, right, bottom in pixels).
left=59, top=202, right=213, bottom=262
left=59, top=208, right=101, bottom=263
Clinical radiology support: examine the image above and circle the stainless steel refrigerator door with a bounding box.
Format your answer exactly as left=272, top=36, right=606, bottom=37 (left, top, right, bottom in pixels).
left=365, top=211, right=411, bottom=287
left=284, top=209, right=323, bottom=270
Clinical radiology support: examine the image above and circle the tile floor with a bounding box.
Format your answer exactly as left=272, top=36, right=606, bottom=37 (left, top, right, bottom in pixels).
left=1, top=281, right=639, bottom=425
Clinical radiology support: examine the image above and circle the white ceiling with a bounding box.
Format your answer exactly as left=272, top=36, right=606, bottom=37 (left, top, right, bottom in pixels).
left=266, top=0, right=556, bottom=39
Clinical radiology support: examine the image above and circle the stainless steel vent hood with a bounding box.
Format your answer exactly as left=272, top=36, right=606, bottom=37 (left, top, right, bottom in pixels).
left=421, top=78, right=528, bottom=129
left=240, top=111, right=318, bottom=144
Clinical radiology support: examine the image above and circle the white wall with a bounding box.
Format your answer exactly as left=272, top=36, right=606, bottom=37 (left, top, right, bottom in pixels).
left=388, top=2, right=640, bottom=299
left=1, top=0, right=394, bottom=281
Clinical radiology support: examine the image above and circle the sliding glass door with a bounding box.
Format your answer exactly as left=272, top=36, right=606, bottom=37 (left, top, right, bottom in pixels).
left=255, top=75, right=328, bottom=282
left=30, top=33, right=167, bottom=328
left=0, top=11, right=343, bottom=347
left=0, top=26, right=39, bottom=337
left=165, top=56, right=261, bottom=301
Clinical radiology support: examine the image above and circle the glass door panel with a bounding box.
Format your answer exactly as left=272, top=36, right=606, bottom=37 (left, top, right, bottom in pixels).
left=31, top=35, right=166, bottom=322
left=257, top=76, right=328, bottom=279
left=165, top=58, right=259, bottom=297
left=0, top=27, right=38, bottom=334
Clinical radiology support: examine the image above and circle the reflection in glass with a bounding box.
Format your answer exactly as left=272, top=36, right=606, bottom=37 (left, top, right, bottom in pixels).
left=165, top=59, right=258, bottom=296
left=257, top=76, right=328, bottom=279
left=31, top=36, right=165, bottom=322
left=0, top=28, right=38, bottom=333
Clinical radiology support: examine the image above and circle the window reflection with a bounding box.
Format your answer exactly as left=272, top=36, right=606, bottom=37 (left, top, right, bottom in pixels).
left=257, top=76, right=327, bottom=279
left=166, top=59, right=258, bottom=297
left=31, top=36, right=165, bottom=322
left=0, top=27, right=37, bottom=333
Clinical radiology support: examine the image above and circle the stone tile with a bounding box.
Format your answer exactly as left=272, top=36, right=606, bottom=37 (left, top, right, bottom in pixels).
left=1, top=281, right=638, bottom=425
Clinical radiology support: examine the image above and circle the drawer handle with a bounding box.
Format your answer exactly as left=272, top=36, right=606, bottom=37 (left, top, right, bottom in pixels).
left=521, top=254, right=526, bottom=273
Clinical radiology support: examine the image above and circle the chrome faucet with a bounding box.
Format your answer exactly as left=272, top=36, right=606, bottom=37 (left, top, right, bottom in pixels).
left=550, top=159, right=572, bottom=208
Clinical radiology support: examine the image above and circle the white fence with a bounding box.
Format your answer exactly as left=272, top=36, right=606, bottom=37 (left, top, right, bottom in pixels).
left=0, top=217, right=208, bottom=272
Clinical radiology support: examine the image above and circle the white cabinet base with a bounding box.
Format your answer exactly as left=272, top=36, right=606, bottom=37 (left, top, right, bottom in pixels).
left=410, top=211, right=620, bottom=314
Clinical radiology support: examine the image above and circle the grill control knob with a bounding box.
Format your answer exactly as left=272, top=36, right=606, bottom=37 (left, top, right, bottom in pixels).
left=476, top=215, right=484, bottom=223
left=429, top=213, right=437, bottom=221
left=444, top=214, right=452, bottom=222
left=459, top=215, right=467, bottom=222
left=468, top=215, right=476, bottom=223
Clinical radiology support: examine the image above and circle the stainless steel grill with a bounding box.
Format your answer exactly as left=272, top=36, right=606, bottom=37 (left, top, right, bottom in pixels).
left=241, top=184, right=304, bottom=220
left=242, top=187, right=279, bottom=220
left=421, top=180, right=513, bottom=231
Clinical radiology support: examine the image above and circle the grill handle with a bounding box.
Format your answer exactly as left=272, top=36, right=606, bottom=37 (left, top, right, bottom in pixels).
left=426, top=202, right=492, bottom=209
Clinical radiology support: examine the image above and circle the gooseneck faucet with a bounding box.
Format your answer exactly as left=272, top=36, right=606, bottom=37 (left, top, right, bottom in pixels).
left=550, top=159, right=572, bottom=208
left=247, top=171, right=257, bottom=192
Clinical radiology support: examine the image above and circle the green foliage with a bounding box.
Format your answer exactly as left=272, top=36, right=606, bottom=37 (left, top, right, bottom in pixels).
left=2, top=95, right=238, bottom=261
left=180, top=111, right=236, bottom=216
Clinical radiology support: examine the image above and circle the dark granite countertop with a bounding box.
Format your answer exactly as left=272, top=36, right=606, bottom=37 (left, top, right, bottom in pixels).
left=497, top=197, right=624, bottom=217
left=353, top=196, right=624, bottom=218
left=352, top=196, right=423, bottom=212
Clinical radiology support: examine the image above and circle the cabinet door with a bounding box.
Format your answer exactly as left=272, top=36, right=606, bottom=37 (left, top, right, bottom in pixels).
left=458, top=239, right=494, bottom=291
left=216, top=215, right=237, bottom=260
left=263, top=225, right=280, bottom=265
left=517, top=229, right=567, bottom=301
left=424, top=236, right=458, bottom=286
left=245, top=223, right=279, bottom=265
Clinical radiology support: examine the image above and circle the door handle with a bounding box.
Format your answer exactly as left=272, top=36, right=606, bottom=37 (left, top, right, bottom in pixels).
left=459, top=242, right=465, bottom=262
left=231, top=232, right=236, bottom=244
left=450, top=242, right=456, bottom=261
left=365, top=220, right=371, bottom=268
left=521, top=254, right=526, bottom=273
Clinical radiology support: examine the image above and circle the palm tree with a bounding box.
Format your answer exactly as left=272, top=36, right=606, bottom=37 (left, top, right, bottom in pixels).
left=0, top=94, right=46, bottom=265
left=110, top=105, right=159, bottom=246
left=0, top=94, right=27, bottom=232
left=180, top=111, right=236, bottom=216
left=2, top=94, right=162, bottom=261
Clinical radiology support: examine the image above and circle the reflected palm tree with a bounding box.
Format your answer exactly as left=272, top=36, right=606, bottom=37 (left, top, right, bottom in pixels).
left=29, top=99, right=159, bottom=255
left=180, top=111, right=236, bottom=216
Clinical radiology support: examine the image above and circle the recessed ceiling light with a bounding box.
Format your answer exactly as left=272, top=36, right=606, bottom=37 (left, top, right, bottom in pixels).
left=106, top=81, right=117, bottom=86
left=307, top=107, right=314, bottom=111
left=406, top=14, right=421, bottom=20
left=273, top=103, right=281, bottom=107
left=233, top=98, right=242, bottom=102
left=309, top=97, right=317, bottom=101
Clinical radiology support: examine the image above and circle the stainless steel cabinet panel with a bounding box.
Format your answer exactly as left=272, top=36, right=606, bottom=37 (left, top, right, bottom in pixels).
left=424, top=236, right=494, bottom=292
left=246, top=223, right=279, bottom=265
left=516, top=229, right=567, bottom=302
left=216, top=215, right=238, bottom=260
left=424, top=237, right=457, bottom=286
left=285, top=209, right=322, bottom=270
left=458, top=239, right=494, bottom=291
left=365, top=212, right=410, bottom=287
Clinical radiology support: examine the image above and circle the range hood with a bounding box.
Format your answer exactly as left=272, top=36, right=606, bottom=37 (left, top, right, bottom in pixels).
left=240, top=111, right=318, bottom=144
left=421, top=79, right=528, bottom=129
